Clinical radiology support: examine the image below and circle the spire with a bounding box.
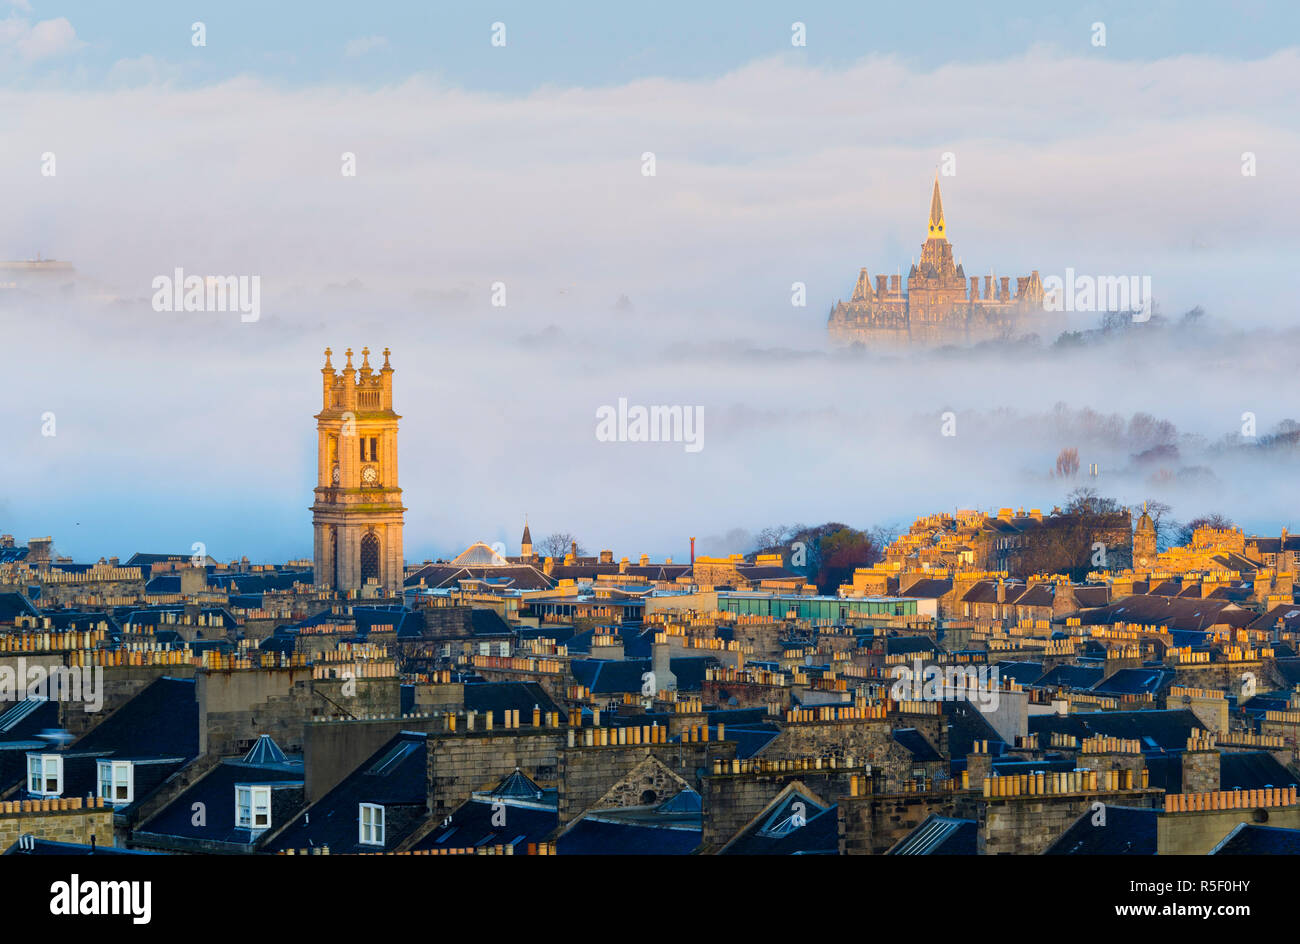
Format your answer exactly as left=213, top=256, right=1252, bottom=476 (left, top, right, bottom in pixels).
left=927, top=175, right=946, bottom=239
left=521, top=516, right=533, bottom=550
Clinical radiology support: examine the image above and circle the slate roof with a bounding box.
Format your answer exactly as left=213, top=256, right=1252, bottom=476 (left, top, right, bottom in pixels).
left=1221, top=752, right=1300, bottom=791
left=1211, top=824, right=1300, bottom=855
left=463, top=681, right=560, bottom=716
left=569, top=658, right=651, bottom=694
left=720, top=790, right=838, bottom=855
left=991, top=661, right=1044, bottom=686
left=1090, top=667, right=1174, bottom=696
left=893, top=728, right=942, bottom=763
left=1078, top=595, right=1253, bottom=631
left=887, top=815, right=977, bottom=855
left=1072, top=586, right=1111, bottom=608
left=413, top=794, right=557, bottom=853
left=134, top=750, right=305, bottom=849
left=1043, top=805, right=1158, bottom=854
left=944, top=700, right=1006, bottom=761
left=1249, top=604, right=1300, bottom=633
left=405, top=563, right=553, bottom=591
left=0, top=592, right=39, bottom=622
left=557, top=817, right=702, bottom=855
left=1030, top=663, right=1104, bottom=690
left=885, top=636, right=938, bottom=655
left=1028, top=709, right=1200, bottom=751
left=263, top=732, right=429, bottom=854
left=898, top=578, right=952, bottom=599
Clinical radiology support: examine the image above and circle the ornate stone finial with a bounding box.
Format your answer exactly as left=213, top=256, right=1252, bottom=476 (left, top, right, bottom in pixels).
left=323, top=347, right=333, bottom=369
left=344, top=348, right=354, bottom=370
left=382, top=347, right=391, bottom=369
left=361, top=346, right=371, bottom=371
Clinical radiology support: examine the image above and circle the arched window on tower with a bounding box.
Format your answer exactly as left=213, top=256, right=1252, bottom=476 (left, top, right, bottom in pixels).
left=360, top=531, right=381, bottom=584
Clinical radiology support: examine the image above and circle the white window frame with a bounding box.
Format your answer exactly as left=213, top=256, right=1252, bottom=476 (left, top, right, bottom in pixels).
left=96, top=760, right=134, bottom=804
left=236, top=785, right=272, bottom=830
left=358, top=803, right=385, bottom=846
left=27, top=754, right=62, bottom=796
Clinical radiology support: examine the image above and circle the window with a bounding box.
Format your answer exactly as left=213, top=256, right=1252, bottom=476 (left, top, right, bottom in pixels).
left=359, top=803, right=385, bottom=846
left=96, top=760, right=133, bottom=804
left=236, top=785, right=272, bottom=830
left=27, top=754, right=62, bottom=796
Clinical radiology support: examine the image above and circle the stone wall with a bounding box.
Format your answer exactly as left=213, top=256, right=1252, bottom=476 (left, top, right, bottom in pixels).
left=198, top=667, right=399, bottom=756
left=838, top=789, right=972, bottom=855
left=0, top=799, right=115, bottom=849
left=704, top=772, right=849, bottom=851
left=559, top=741, right=732, bottom=825
left=980, top=788, right=1162, bottom=854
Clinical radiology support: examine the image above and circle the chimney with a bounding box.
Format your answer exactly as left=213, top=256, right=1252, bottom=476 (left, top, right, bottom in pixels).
left=889, top=274, right=900, bottom=293
left=690, top=537, right=696, bottom=566
left=984, top=275, right=992, bottom=299
left=1000, top=276, right=1011, bottom=300
left=599, top=549, right=613, bottom=564
left=969, top=276, right=980, bottom=300
left=652, top=640, right=677, bottom=693
left=996, top=578, right=1006, bottom=604
left=876, top=274, right=889, bottom=296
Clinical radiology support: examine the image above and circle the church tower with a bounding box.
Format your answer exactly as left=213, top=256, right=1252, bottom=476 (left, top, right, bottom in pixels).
left=311, top=347, right=406, bottom=596
left=520, top=518, right=533, bottom=560
left=1134, top=502, right=1157, bottom=570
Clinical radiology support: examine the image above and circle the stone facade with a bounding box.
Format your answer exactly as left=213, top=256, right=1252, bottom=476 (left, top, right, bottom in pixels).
left=311, top=346, right=405, bottom=596
left=828, top=179, right=1045, bottom=347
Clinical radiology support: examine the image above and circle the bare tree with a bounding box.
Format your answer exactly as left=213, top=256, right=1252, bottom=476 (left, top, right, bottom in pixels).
left=538, top=532, right=586, bottom=558
left=1055, top=447, right=1080, bottom=478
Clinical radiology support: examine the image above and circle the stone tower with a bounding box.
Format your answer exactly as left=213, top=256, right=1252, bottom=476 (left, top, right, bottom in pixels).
left=311, top=347, right=406, bottom=596
left=1134, top=502, right=1157, bottom=570
left=520, top=518, right=533, bottom=559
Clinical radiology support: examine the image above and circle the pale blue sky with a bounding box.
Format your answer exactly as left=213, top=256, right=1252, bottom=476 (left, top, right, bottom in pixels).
left=8, top=1, right=1297, bottom=90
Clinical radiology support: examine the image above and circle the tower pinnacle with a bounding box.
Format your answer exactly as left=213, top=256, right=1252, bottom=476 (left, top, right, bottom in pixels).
left=927, top=175, right=945, bottom=240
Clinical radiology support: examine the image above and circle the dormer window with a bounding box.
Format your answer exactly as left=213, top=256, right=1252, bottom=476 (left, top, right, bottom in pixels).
left=96, top=760, right=133, bottom=805
left=27, top=754, right=62, bottom=796
left=236, top=785, right=272, bottom=831
left=359, top=803, right=385, bottom=846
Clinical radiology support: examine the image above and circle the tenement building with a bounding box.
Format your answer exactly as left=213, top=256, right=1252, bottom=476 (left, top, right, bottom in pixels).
left=828, top=178, right=1046, bottom=346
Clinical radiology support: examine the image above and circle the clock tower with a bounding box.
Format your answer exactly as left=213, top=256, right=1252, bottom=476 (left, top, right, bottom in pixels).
left=312, top=346, right=406, bottom=596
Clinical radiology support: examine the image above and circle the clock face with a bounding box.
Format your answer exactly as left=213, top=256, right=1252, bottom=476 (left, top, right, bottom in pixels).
left=362, top=465, right=378, bottom=486
left=331, top=464, right=340, bottom=484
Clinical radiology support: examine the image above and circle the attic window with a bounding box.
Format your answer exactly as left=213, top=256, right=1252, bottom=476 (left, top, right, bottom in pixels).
left=236, top=785, right=272, bottom=830
left=27, top=754, right=62, bottom=797
left=359, top=803, right=385, bottom=846
left=96, top=760, right=133, bottom=805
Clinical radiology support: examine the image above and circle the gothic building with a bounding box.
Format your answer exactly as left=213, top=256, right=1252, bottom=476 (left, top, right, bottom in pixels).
left=828, top=178, right=1047, bottom=346
left=311, top=346, right=406, bottom=596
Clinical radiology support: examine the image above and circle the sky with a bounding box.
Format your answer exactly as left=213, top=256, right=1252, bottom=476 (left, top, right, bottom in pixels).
left=1, top=1, right=1298, bottom=564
